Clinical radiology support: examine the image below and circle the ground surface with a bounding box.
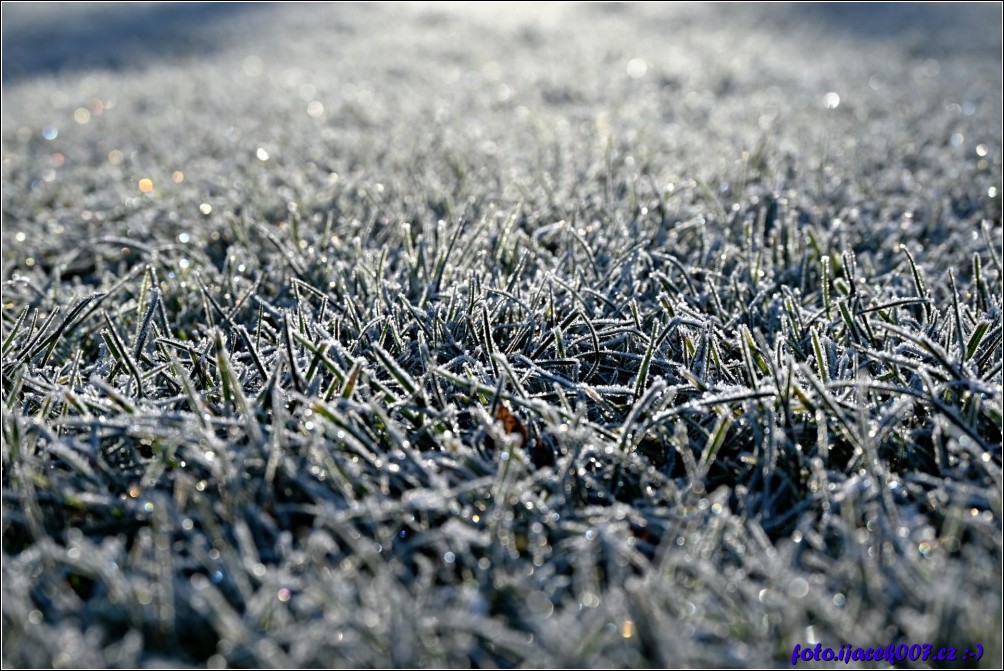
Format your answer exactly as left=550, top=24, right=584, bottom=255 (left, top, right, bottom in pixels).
left=2, top=2, right=1002, bottom=667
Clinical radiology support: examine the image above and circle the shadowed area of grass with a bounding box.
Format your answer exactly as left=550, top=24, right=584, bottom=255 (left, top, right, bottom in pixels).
left=2, top=2, right=1001, bottom=667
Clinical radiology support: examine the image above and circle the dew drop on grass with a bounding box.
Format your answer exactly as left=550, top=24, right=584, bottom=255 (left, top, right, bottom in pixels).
left=528, top=591, right=554, bottom=618
left=789, top=577, right=809, bottom=598
left=626, top=58, right=647, bottom=79
left=242, top=55, right=263, bottom=76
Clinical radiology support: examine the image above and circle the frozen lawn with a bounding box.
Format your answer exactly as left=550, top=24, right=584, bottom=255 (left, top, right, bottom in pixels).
left=2, top=3, right=1001, bottom=667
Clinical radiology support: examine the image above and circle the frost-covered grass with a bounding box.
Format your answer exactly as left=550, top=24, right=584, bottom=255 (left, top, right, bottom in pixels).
left=2, top=3, right=1002, bottom=667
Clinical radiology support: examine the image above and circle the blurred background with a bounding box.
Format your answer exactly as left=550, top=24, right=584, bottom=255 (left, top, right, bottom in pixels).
left=3, top=2, right=1000, bottom=85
